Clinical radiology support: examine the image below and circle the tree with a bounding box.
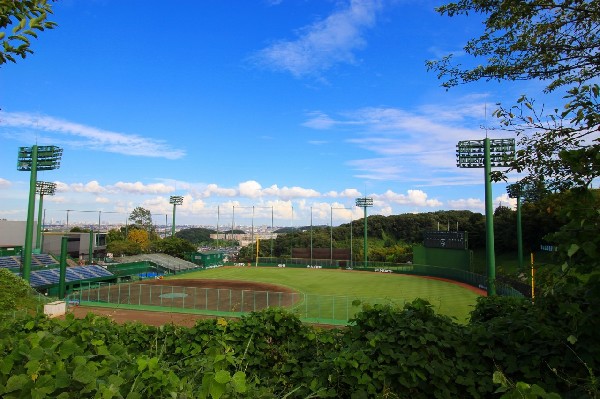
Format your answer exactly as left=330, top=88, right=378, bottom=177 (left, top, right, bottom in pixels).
left=106, top=227, right=126, bottom=243
left=151, top=237, right=197, bottom=259
left=427, top=0, right=598, bottom=92
left=427, top=0, right=600, bottom=191
left=127, top=228, right=149, bottom=252
left=69, top=226, right=90, bottom=233
left=128, top=207, right=154, bottom=232
left=0, top=0, right=57, bottom=65
left=106, top=239, right=142, bottom=257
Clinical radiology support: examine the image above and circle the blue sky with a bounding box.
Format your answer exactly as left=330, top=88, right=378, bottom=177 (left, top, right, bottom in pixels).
left=0, top=0, right=542, bottom=228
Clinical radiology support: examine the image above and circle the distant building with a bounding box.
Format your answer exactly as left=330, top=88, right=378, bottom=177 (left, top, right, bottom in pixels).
left=0, top=220, right=38, bottom=248
left=209, top=232, right=278, bottom=246
left=43, top=231, right=107, bottom=261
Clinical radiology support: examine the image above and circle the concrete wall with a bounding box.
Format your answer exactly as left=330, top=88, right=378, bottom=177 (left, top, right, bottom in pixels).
left=0, top=220, right=37, bottom=247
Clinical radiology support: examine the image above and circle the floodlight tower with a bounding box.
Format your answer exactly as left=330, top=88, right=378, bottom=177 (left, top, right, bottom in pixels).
left=17, top=145, right=63, bottom=282
left=355, top=197, right=373, bottom=268
left=456, top=138, right=515, bottom=296
left=169, top=196, right=183, bottom=237
left=507, top=183, right=524, bottom=271
left=35, top=181, right=56, bottom=251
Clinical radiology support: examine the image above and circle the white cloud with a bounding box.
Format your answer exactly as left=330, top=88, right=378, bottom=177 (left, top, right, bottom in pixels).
left=447, top=198, right=484, bottom=212
left=302, top=112, right=337, bottom=129
left=325, top=188, right=363, bottom=198
left=495, top=193, right=517, bottom=209
left=238, top=181, right=264, bottom=198
left=348, top=158, right=406, bottom=180
left=0, top=178, right=11, bottom=189
left=95, top=197, right=110, bottom=203
left=373, top=189, right=442, bottom=207
left=197, top=183, right=238, bottom=198
left=64, top=180, right=106, bottom=194
left=0, top=111, right=186, bottom=159
left=263, top=184, right=321, bottom=200
left=113, top=181, right=175, bottom=195
left=303, top=99, right=517, bottom=184
left=253, top=0, right=383, bottom=77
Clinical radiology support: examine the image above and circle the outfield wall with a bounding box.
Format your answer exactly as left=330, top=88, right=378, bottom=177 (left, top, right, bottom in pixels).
left=412, top=245, right=471, bottom=271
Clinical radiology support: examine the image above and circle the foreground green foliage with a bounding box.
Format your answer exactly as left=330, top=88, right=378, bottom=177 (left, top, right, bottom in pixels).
left=0, top=268, right=43, bottom=313
left=1, top=292, right=597, bottom=398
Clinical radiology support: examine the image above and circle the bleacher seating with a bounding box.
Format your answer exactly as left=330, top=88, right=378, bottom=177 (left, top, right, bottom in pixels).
left=113, top=253, right=198, bottom=272
left=33, top=254, right=58, bottom=266
left=29, top=265, right=114, bottom=288
left=0, top=256, right=20, bottom=269
left=0, top=254, right=59, bottom=269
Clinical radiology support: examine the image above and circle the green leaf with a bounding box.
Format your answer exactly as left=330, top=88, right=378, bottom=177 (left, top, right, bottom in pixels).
left=5, top=374, right=30, bottom=392
left=567, top=243, right=579, bottom=257
left=213, top=370, right=230, bottom=384
left=54, top=370, right=70, bottom=389
left=59, top=339, right=79, bottom=359
left=492, top=371, right=508, bottom=386
left=73, top=364, right=96, bottom=384
left=567, top=335, right=577, bottom=345
left=231, top=371, right=246, bottom=393
left=209, top=381, right=226, bottom=399
left=137, top=357, right=148, bottom=371
left=0, top=357, right=14, bottom=374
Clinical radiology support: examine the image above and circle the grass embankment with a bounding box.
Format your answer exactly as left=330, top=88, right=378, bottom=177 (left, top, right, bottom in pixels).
left=0, top=269, right=46, bottom=317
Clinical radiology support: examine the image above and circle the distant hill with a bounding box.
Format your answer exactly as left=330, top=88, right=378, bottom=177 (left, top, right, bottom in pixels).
left=274, top=225, right=326, bottom=233
left=175, top=227, right=216, bottom=244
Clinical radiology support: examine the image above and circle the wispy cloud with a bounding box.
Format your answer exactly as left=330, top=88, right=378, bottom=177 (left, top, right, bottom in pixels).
left=252, top=0, right=384, bottom=77
left=0, top=111, right=186, bottom=159
left=303, top=97, right=515, bottom=183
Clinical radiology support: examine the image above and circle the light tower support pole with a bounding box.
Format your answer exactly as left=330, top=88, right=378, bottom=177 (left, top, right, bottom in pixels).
left=355, top=197, right=373, bottom=268
left=17, top=146, right=62, bottom=282
left=23, top=145, right=38, bottom=281
left=456, top=138, right=514, bottom=296
left=169, top=196, right=183, bottom=238
left=516, top=195, right=523, bottom=271
left=507, top=183, right=526, bottom=272
left=35, top=182, right=56, bottom=250
left=483, top=138, right=497, bottom=296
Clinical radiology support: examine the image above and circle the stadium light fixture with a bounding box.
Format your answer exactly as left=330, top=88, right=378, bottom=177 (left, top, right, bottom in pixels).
left=456, top=138, right=515, bottom=296
left=18, top=145, right=63, bottom=283
left=355, top=197, right=373, bottom=268
left=169, top=195, right=184, bottom=237
left=35, top=181, right=56, bottom=251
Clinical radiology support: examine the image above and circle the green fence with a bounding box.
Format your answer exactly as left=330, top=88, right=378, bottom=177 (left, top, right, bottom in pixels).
left=68, top=281, right=405, bottom=325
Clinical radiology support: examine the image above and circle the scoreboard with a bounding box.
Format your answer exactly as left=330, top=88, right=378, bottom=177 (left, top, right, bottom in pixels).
left=423, top=231, right=468, bottom=249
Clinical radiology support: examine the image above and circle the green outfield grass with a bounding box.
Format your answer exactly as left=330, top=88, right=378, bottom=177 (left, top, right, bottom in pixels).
left=170, top=267, right=481, bottom=322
